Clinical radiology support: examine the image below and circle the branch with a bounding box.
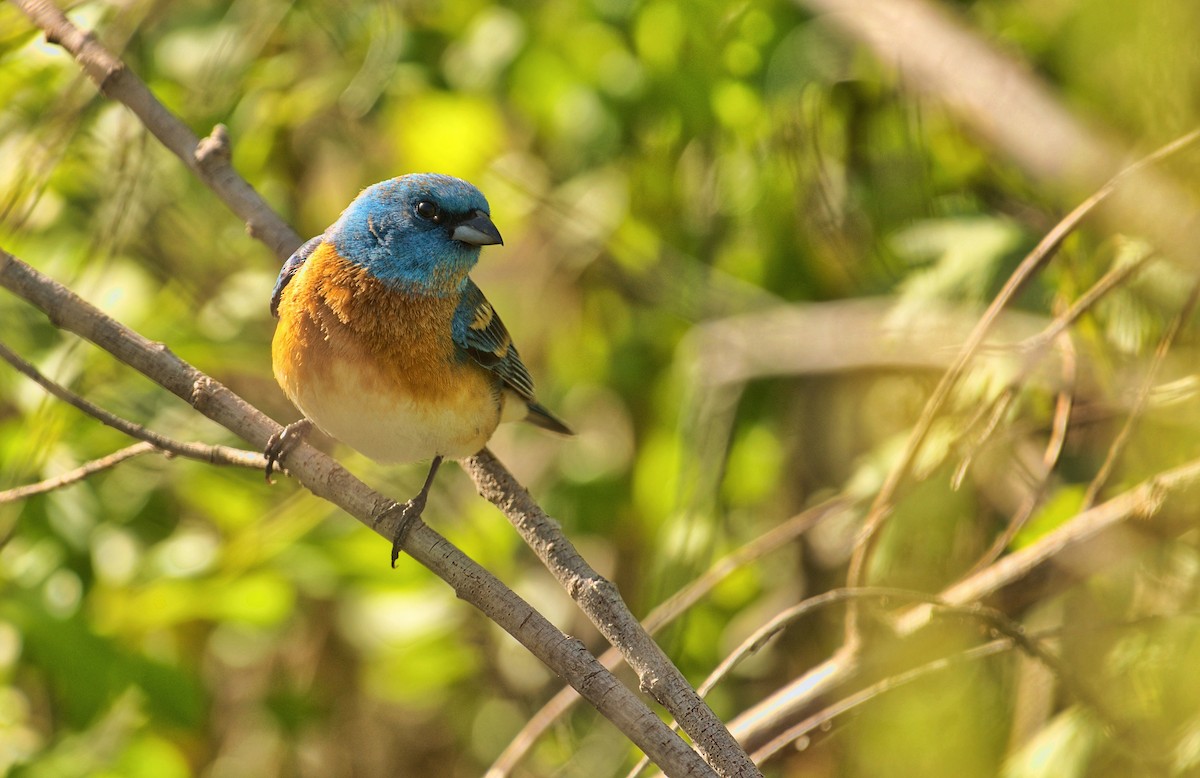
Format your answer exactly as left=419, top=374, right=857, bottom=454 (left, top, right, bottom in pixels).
left=792, top=0, right=1200, bottom=652
left=795, top=0, right=1200, bottom=265
left=0, top=247, right=716, bottom=778
left=962, top=331, right=1076, bottom=576
left=897, top=456, right=1200, bottom=634
left=0, top=339, right=265, bottom=469
left=843, top=128, right=1200, bottom=645
left=11, top=0, right=302, bottom=259
left=489, top=498, right=853, bottom=776
left=727, top=453, right=1200, bottom=749
left=1019, top=250, right=1156, bottom=353
left=1079, top=279, right=1200, bottom=508
left=465, top=453, right=759, bottom=777
left=635, top=587, right=1120, bottom=775
left=751, top=607, right=1167, bottom=768
left=11, top=4, right=759, bottom=773
left=0, top=441, right=157, bottom=502
left=750, top=640, right=1013, bottom=765
left=468, top=452, right=824, bottom=777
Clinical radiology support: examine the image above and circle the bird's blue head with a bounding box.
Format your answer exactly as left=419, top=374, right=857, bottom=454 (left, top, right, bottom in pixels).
left=326, top=173, right=503, bottom=295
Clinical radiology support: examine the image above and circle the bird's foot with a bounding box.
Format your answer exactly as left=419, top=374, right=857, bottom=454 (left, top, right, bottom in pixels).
left=372, top=456, right=443, bottom=567
left=264, top=419, right=313, bottom=484
left=373, top=494, right=429, bottom=568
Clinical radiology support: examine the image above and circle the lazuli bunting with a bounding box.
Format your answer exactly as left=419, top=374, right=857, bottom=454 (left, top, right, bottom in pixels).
left=266, top=173, right=571, bottom=563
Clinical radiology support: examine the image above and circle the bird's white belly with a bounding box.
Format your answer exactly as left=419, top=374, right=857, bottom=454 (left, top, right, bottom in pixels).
left=289, top=364, right=499, bottom=463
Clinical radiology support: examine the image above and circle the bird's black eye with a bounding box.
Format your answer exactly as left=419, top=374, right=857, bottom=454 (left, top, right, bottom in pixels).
left=414, top=201, right=441, bottom=222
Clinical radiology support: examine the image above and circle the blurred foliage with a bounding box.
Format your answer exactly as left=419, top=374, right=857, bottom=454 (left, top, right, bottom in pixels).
left=2, top=0, right=1200, bottom=776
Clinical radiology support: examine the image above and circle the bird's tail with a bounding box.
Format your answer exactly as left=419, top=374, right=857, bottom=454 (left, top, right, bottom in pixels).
left=525, top=401, right=574, bottom=436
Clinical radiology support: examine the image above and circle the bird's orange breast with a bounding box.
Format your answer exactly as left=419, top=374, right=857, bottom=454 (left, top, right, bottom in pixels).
left=271, top=242, right=503, bottom=462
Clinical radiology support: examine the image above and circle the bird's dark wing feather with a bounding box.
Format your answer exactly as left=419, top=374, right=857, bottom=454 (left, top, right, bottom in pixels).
left=270, top=236, right=322, bottom=318
left=451, top=280, right=536, bottom=401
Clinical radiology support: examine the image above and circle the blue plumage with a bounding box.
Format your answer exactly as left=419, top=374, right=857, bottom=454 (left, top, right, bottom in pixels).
left=328, top=174, right=495, bottom=293
left=268, top=172, right=571, bottom=562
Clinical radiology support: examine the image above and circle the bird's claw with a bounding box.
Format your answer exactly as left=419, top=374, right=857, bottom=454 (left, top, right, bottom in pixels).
left=373, top=496, right=428, bottom=568
left=264, top=419, right=313, bottom=484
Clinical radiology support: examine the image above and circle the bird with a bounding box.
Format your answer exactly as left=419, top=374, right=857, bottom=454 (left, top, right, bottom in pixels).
left=265, top=173, right=571, bottom=564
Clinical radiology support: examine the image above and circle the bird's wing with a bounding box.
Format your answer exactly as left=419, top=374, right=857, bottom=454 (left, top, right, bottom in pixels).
left=451, top=280, right=536, bottom=401
left=270, top=236, right=323, bottom=318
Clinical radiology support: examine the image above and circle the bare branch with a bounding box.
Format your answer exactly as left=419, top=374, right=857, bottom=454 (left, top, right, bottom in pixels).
left=729, top=452, right=1200, bottom=749
left=1020, top=251, right=1156, bottom=353
left=640, top=587, right=1119, bottom=775
left=0, top=441, right=157, bottom=503
left=844, top=128, right=1200, bottom=645
left=790, top=0, right=1200, bottom=656
left=751, top=602, right=1161, bottom=769
left=11, top=5, right=757, bottom=772
left=0, top=339, right=265, bottom=469
left=1080, top=279, right=1200, bottom=508
left=464, top=450, right=760, bottom=778
left=964, top=332, right=1077, bottom=576
left=0, top=246, right=715, bottom=778
left=794, top=0, right=1200, bottom=263
left=490, top=498, right=853, bottom=777
left=12, top=0, right=302, bottom=260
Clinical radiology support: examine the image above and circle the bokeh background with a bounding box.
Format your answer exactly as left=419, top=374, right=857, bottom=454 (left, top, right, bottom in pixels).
left=2, top=0, right=1200, bottom=776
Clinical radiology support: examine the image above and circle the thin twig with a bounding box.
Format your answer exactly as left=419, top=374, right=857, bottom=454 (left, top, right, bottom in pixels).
left=951, top=387, right=1015, bottom=490
left=0, top=339, right=266, bottom=469
left=626, top=588, right=883, bottom=778
left=728, top=451, right=1200, bottom=749
left=752, top=601, right=1165, bottom=769
left=751, top=639, right=1012, bottom=765
left=744, top=597, right=1075, bottom=768
left=843, top=129, right=1200, bottom=647
left=0, top=441, right=157, bottom=502
left=965, top=330, right=1077, bottom=575
left=1019, top=250, right=1156, bottom=354
left=632, top=584, right=1122, bottom=778
left=1081, top=279, right=1200, bottom=508
left=896, top=455, right=1200, bottom=637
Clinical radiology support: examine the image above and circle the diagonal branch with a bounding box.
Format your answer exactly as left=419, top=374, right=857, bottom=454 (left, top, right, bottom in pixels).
left=0, top=339, right=265, bottom=469
left=0, top=441, right=157, bottom=503
left=489, top=498, right=853, bottom=777
left=1079, top=279, right=1200, bottom=509
left=843, top=128, right=1200, bottom=646
left=2, top=244, right=720, bottom=778
left=794, top=0, right=1200, bottom=258
left=10, top=3, right=763, bottom=774
left=0, top=248, right=715, bottom=778
left=639, top=587, right=1125, bottom=775
left=727, top=452, right=1200, bottom=750
left=466, top=451, right=766, bottom=778
left=12, top=0, right=302, bottom=259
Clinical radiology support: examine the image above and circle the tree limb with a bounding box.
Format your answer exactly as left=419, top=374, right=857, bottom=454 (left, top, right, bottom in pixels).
left=842, top=128, right=1200, bottom=646
left=12, top=0, right=302, bottom=259
left=0, top=441, right=157, bottom=503
left=489, top=498, right=853, bottom=776
left=466, top=450, right=765, bottom=778
left=0, top=339, right=266, bottom=469
left=8, top=2, right=764, bottom=773
left=0, top=245, right=719, bottom=778
left=727, top=452, right=1200, bottom=750
left=795, top=0, right=1200, bottom=264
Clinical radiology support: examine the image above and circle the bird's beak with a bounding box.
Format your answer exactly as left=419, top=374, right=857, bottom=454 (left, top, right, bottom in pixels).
left=452, top=210, right=504, bottom=246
